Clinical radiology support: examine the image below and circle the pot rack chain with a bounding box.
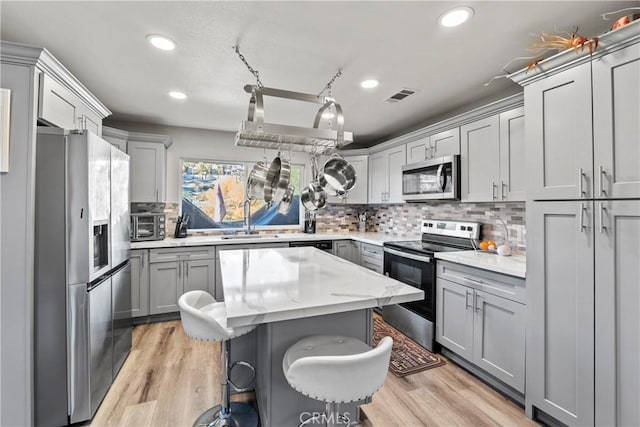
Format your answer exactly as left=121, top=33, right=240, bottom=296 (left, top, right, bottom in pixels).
left=318, top=69, right=342, bottom=97
left=233, top=45, right=264, bottom=88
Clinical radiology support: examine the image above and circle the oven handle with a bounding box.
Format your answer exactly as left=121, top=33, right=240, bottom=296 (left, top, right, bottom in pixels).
left=436, top=164, right=444, bottom=192
left=383, top=247, right=432, bottom=263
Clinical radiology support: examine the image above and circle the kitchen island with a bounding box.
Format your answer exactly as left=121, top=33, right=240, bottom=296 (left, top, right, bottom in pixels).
left=219, top=247, right=423, bottom=427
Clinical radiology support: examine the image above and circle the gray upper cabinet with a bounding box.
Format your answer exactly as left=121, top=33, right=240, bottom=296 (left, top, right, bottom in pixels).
left=524, top=62, right=593, bottom=200
left=592, top=42, right=640, bottom=199
left=406, top=136, right=430, bottom=164
left=38, top=73, right=103, bottom=135
left=431, top=128, right=460, bottom=158
left=130, top=249, right=149, bottom=318
left=38, top=73, right=79, bottom=130
left=326, top=155, right=368, bottom=204
left=499, top=107, right=525, bottom=201
left=527, top=201, right=595, bottom=426
left=595, top=200, right=640, bottom=427
left=407, top=128, right=460, bottom=164
left=368, top=145, right=406, bottom=204
left=436, top=278, right=474, bottom=361
left=102, top=126, right=128, bottom=152
left=128, top=139, right=167, bottom=203
left=461, top=115, right=501, bottom=202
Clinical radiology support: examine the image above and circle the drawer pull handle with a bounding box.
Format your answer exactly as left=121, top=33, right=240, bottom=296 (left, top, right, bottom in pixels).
left=463, top=276, right=484, bottom=284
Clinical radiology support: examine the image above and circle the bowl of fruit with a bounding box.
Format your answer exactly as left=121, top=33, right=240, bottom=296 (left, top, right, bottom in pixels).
left=478, top=240, right=512, bottom=256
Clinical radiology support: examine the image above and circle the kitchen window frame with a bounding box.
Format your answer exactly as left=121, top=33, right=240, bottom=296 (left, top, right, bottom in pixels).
left=179, top=157, right=305, bottom=231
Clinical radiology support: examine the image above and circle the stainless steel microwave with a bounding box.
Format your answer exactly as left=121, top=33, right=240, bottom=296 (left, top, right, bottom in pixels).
left=131, top=213, right=165, bottom=241
left=401, top=155, right=460, bottom=201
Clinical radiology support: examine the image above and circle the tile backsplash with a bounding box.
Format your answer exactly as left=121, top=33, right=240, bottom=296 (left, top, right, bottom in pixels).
left=132, top=201, right=526, bottom=254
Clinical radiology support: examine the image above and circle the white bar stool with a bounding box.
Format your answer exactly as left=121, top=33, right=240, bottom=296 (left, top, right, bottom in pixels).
left=283, top=335, right=393, bottom=427
left=179, top=290, right=259, bottom=427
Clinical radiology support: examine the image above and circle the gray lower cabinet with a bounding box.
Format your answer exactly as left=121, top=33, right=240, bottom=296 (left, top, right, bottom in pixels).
left=359, top=243, right=383, bottom=274
left=527, top=201, right=595, bottom=425
left=148, top=247, right=216, bottom=314
left=595, top=200, right=640, bottom=426
left=436, top=262, right=525, bottom=393
left=130, top=249, right=149, bottom=317
left=333, top=240, right=360, bottom=264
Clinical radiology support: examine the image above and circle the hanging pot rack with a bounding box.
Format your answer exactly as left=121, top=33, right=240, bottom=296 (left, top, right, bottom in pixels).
left=235, top=84, right=353, bottom=154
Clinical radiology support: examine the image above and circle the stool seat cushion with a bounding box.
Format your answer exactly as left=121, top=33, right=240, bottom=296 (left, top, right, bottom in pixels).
left=179, top=291, right=256, bottom=341
left=282, top=335, right=393, bottom=403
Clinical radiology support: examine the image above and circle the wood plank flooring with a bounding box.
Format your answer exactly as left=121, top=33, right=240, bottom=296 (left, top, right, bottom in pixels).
left=91, top=320, right=537, bottom=427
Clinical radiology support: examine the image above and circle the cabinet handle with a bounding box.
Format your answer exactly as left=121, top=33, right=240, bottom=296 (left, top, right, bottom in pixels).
left=141, top=255, right=145, bottom=269
left=492, top=182, right=497, bottom=200
left=501, top=181, right=507, bottom=200
left=578, top=168, right=586, bottom=198
left=579, top=203, right=586, bottom=232
left=178, top=263, right=181, bottom=278
left=465, top=290, right=473, bottom=310
left=599, top=165, right=607, bottom=197
left=464, top=276, right=484, bottom=284
left=424, top=146, right=430, bottom=160
left=430, top=144, right=435, bottom=159
left=156, top=188, right=159, bottom=202
left=599, top=203, right=607, bottom=234
left=475, top=293, right=482, bottom=312
left=186, top=262, right=189, bottom=278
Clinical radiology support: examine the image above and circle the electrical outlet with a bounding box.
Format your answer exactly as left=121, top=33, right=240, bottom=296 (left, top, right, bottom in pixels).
left=389, top=218, right=394, bottom=227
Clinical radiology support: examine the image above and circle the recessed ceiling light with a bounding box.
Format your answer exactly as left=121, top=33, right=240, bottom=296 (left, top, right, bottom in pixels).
left=360, top=79, right=380, bottom=89
left=438, top=6, right=474, bottom=28
left=321, top=111, right=335, bottom=119
left=168, top=91, right=187, bottom=100
left=147, top=35, right=176, bottom=51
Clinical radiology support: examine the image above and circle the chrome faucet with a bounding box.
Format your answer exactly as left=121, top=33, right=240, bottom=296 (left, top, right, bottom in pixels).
left=243, top=198, right=257, bottom=235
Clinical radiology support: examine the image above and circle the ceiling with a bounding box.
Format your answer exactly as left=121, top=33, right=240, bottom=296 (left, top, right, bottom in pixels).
left=1, top=1, right=636, bottom=147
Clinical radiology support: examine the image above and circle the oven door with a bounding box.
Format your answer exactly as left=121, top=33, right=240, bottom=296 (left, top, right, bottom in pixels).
left=133, top=216, right=158, bottom=241
left=402, top=155, right=459, bottom=201
left=383, top=247, right=435, bottom=321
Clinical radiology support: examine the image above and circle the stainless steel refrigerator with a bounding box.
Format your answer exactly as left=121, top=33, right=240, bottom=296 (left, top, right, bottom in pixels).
left=34, top=127, right=132, bottom=426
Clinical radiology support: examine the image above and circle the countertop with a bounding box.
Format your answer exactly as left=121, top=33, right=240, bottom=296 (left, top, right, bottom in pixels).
left=219, top=247, right=424, bottom=328
left=130, top=231, right=413, bottom=250
left=435, top=250, right=526, bottom=278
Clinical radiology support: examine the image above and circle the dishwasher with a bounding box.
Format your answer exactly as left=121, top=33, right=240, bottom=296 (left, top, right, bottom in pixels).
left=288, top=240, right=333, bottom=253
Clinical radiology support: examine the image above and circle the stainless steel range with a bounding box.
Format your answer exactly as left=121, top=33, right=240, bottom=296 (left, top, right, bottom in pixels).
left=383, top=219, right=481, bottom=351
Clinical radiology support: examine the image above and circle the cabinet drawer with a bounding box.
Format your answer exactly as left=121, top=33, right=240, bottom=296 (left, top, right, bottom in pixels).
left=150, top=246, right=215, bottom=263
left=360, top=243, right=383, bottom=260
left=437, top=260, right=525, bottom=304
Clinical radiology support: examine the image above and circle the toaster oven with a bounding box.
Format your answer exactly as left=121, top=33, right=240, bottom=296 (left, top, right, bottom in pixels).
left=131, top=213, right=165, bottom=241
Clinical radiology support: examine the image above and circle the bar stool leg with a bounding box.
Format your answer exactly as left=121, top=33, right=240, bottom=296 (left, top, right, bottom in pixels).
left=325, top=402, right=339, bottom=427
left=192, top=340, right=258, bottom=427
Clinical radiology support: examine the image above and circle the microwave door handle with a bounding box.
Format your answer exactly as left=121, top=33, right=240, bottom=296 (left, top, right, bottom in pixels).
left=436, top=164, right=444, bottom=192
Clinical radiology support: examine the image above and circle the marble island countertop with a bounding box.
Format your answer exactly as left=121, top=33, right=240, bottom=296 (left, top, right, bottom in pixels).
left=435, top=250, right=526, bottom=278
left=219, top=247, right=424, bottom=328
left=131, top=231, right=413, bottom=249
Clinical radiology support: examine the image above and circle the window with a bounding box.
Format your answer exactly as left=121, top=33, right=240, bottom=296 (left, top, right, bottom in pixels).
left=181, top=160, right=303, bottom=229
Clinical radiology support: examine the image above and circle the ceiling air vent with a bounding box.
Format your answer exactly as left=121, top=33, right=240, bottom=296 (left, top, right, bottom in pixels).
left=386, top=88, right=417, bottom=103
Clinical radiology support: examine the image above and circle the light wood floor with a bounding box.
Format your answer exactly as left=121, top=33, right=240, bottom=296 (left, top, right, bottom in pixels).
left=91, top=320, right=537, bottom=427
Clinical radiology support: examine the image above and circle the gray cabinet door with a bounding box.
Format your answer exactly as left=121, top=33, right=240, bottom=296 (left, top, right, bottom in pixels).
left=595, top=200, right=640, bottom=427
left=436, top=278, right=474, bottom=361
left=149, top=261, right=182, bottom=314
left=127, top=140, right=165, bottom=203
left=129, top=250, right=149, bottom=317
left=431, top=128, right=460, bottom=158
left=524, top=62, right=593, bottom=200
left=472, top=290, right=525, bottom=393
left=349, top=241, right=361, bottom=265
left=406, top=136, right=430, bottom=163
left=527, top=201, right=594, bottom=426
left=368, top=152, right=387, bottom=203
left=593, top=42, right=640, bottom=199
left=333, top=240, right=352, bottom=261
left=461, top=115, right=501, bottom=202
left=183, top=259, right=215, bottom=295
left=386, top=145, right=406, bottom=203
left=499, top=107, right=525, bottom=201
